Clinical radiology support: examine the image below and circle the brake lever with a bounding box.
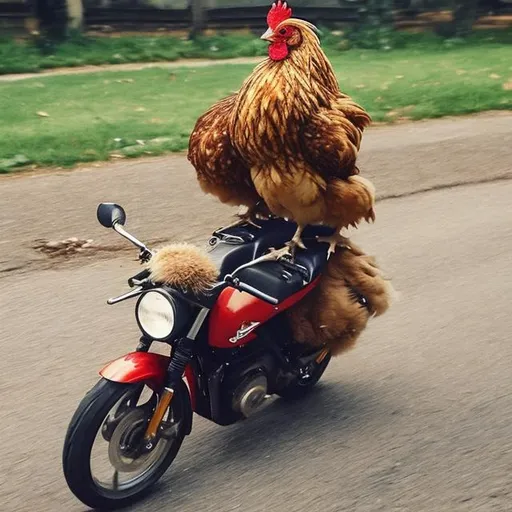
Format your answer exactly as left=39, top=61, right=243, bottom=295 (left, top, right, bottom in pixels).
left=138, top=248, right=153, bottom=263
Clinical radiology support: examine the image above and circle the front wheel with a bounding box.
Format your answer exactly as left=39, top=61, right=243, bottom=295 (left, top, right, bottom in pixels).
left=63, top=378, right=186, bottom=510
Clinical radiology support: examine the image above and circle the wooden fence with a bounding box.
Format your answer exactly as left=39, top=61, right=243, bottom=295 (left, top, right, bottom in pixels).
left=85, top=5, right=360, bottom=29
left=1, top=3, right=363, bottom=32
left=1, top=1, right=510, bottom=33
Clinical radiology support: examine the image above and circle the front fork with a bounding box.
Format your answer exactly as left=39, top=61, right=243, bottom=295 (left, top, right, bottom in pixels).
left=142, top=308, right=209, bottom=451
left=142, top=336, right=195, bottom=450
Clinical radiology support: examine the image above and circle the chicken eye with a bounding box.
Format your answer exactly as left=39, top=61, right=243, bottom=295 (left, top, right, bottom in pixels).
left=279, top=28, right=287, bottom=35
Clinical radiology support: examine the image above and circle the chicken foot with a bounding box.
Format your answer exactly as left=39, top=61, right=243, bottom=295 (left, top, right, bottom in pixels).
left=250, top=225, right=306, bottom=264
left=220, top=203, right=268, bottom=231
left=317, top=231, right=352, bottom=259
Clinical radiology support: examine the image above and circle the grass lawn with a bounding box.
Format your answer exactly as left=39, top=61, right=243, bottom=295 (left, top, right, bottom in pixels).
left=0, top=39, right=511, bottom=171
left=0, top=33, right=269, bottom=75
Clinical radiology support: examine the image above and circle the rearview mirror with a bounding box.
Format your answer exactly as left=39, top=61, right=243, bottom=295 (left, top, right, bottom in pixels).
left=97, top=203, right=126, bottom=229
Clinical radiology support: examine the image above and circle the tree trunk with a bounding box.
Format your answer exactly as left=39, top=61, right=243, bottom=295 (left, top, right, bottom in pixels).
left=190, top=0, right=205, bottom=39
left=34, top=0, right=68, bottom=40
left=452, top=0, right=479, bottom=36
left=66, top=0, right=83, bottom=31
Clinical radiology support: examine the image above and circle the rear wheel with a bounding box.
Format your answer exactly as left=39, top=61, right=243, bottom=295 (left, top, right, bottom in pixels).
left=63, top=378, right=186, bottom=510
left=278, top=350, right=332, bottom=401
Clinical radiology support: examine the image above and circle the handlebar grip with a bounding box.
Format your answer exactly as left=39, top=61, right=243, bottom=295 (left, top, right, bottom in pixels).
left=236, top=281, right=279, bottom=305
left=128, top=268, right=150, bottom=287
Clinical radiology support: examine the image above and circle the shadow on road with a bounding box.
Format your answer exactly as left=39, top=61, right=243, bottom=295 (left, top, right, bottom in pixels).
left=131, top=380, right=389, bottom=510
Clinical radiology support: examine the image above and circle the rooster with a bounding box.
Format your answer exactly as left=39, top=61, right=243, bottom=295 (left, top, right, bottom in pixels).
left=188, top=95, right=268, bottom=228
left=188, top=1, right=374, bottom=256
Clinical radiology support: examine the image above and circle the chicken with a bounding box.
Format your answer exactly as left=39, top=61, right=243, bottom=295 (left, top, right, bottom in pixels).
left=228, top=2, right=374, bottom=257
left=188, top=95, right=268, bottom=229
left=287, top=239, right=394, bottom=356
left=188, top=1, right=374, bottom=252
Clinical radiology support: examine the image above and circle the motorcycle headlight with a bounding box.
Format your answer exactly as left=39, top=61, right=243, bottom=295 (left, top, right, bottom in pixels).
left=136, top=291, right=177, bottom=341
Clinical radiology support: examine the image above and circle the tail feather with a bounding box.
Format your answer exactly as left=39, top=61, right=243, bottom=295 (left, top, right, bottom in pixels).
left=326, top=175, right=376, bottom=230
left=287, top=240, right=394, bottom=356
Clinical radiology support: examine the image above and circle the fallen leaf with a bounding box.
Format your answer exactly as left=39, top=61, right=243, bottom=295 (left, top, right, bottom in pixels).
left=37, top=111, right=49, bottom=117
left=502, top=81, right=512, bottom=91
left=489, top=73, right=501, bottom=79
left=395, top=75, right=404, bottom=79
left=135, top=106, right=147, bottom=112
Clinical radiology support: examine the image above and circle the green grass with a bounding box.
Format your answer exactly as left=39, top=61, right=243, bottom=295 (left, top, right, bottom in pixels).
left=0, top=33, right=270, bottom=75
left=0, top=39, right=511, bottom=172
left=1, top=28, right=511, bottom=75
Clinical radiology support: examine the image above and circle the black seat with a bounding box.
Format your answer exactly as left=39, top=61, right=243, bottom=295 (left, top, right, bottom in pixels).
left=208, top=218, right=335, bottom=282
left=177, top=219, right=335, bottom=308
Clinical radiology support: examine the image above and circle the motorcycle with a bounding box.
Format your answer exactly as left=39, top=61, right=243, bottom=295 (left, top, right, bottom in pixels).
left=63, top=202, right=336, bottom=510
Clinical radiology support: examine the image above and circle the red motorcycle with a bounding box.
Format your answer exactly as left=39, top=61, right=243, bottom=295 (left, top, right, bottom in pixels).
left=63, top=203, right=335, bottom=510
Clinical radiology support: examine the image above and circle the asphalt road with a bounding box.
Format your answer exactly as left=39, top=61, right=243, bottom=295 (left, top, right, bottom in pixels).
left=0, top=113, right=511, bottom=512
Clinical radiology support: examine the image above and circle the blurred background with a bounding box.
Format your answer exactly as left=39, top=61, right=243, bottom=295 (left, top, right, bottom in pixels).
left=1, top=0, right=511, bottom=40
left=0, top=1, right=511, bottom=512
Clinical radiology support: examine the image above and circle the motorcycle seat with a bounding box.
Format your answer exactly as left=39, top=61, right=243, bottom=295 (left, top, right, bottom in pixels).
left=208, top=218, right=334, bottom=282
left=175, top=219, right=334, bottom=309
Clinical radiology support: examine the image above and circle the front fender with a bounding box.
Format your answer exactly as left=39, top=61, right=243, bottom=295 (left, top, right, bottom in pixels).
left=100, top=352, right=170, bottom=388
left=100, top=352, right=194, bottom=434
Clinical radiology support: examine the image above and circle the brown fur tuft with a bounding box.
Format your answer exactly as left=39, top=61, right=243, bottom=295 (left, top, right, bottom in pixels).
left=287, top=240, right=393, bottom=356
left=147, top=243, right=218, bottom=294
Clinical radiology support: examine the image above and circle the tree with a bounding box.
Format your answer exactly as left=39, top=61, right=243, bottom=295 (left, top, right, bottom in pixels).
left=32, top=0, right=83, bottom=39
left=451, top=0, right=479, bottom=36
left=34, top=0, right=68, bottom=40
left=66, top=0, right=83, bottom=31
left=190, top=0, right=205, bottom=39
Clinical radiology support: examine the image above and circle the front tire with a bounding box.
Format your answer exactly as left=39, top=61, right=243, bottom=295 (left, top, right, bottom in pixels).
left=63, top=378, right=186, bottom=510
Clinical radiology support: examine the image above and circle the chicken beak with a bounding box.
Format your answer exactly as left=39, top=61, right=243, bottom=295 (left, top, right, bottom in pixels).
left=261, top=28, right=275, bottom=42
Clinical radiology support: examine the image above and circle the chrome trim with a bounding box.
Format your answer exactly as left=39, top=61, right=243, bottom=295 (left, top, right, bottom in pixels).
left=229, top=322, right=261, bottom=344
left=187, top=308, right=209, bottom=340
left=113, top=223, right=154, bottom=256
left=107, top=286, right=144, bottom=305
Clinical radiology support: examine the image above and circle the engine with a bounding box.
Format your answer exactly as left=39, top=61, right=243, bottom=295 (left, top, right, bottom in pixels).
left=223, top=352, right=278, bottom=419
left=231, top=373, right=269, bottom=418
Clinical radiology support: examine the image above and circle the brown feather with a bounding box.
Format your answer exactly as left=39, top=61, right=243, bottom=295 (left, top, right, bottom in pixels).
left=188, top=95, right=261, bottom=208
left=226, top=19, right=374, bottom=231
left=287, top=241, right=394, bottom=356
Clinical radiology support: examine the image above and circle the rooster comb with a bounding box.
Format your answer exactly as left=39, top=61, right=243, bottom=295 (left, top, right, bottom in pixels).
left=267, top=1, right=292, bottom=30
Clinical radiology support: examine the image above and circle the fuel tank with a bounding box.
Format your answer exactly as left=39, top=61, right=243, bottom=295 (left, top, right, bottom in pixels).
left=208, top=279, right=319, bottom=349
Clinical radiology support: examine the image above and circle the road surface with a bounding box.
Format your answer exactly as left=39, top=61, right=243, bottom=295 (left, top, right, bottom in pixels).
left=0, top=113, right=511, bottom=512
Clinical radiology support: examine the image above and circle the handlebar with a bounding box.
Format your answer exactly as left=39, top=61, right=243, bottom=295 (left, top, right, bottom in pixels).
left=128, top=269, right=151, bottom=287
left=225, top=275, right=279, bottom=306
